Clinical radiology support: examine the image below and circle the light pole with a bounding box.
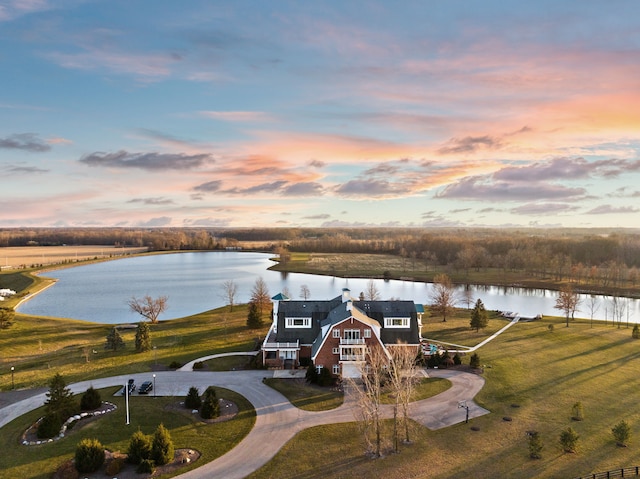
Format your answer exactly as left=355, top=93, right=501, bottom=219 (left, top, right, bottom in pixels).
left=153, top=374, right=156, bottom=398
left=458, top=400, right=469, bottom=423
left=11, top=366, right=14, bottom=389
left=125, top=381, right=130, bottom=425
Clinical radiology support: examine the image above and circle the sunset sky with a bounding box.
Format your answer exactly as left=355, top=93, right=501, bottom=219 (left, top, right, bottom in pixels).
left=2, top=1, right=640, bottom=229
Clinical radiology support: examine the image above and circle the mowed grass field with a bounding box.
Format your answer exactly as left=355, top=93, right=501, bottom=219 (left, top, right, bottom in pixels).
left=248, top=314, right=640, bottom=479
left=0, top=245, right=148, bottom=269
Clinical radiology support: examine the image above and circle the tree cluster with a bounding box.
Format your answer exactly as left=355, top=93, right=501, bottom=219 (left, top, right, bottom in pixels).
left=126, top=424, right=175, bottom=469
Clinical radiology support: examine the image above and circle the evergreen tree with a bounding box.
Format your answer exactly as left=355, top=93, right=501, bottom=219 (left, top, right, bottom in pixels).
left=559, top=427, right=579, bottom=453
left=105, top=327, right=125, bottom=351
left=185, top=386, right=202, bottom=410
left=75, top=438, right=105, bottom=473
left=151, top=424, right=174, bottom=466
left=246, top=301, right=263, bottom=329
left=305, top=363, right=318, bottom=384
left=80, top=386, right=102, bottom=411
left=135, top=321, right=152, bottom=352
left=470, top=298, right=489, bottom=332
left=633, top=324, right=640, bottom=339
left=612, top=420, right=631, bottom=447
left=127, top=430, right=152, bottom=465
left=200, top=386, right=220, bottom=419
left=528, top=431, right=543, bottom=459
left=469, top=352, right=481, bottom=369
left=45, top=373, right=78, bottom=419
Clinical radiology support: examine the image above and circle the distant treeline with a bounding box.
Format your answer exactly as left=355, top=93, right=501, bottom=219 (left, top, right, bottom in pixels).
left=2, top=227, right=640, bottom=286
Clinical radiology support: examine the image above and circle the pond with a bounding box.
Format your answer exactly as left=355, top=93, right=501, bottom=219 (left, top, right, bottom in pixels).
left=17, top=251, right=640, bottom=325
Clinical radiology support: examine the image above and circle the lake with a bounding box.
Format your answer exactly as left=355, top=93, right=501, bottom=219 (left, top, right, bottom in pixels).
left=17, top=251, right=640, bottom=324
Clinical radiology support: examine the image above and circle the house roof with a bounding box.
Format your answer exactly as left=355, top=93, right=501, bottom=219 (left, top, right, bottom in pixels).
left=272, top=294, right=421, bottom=346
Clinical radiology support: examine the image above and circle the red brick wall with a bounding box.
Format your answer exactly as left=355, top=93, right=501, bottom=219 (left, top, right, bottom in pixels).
left=314, top=318, right=386, bottom=374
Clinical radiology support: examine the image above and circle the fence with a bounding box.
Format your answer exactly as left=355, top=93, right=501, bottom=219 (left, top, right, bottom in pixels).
left=574, top=466, right=640, bottom=479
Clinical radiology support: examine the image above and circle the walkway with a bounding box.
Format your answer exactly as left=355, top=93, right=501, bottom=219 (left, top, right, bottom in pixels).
left=422, top=315, right=520, bottom=353
left=0, top=366, right=488, bottom=479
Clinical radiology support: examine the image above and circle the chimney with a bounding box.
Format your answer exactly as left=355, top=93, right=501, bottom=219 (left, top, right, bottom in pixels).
left=342, top=288, right=351, bottom=303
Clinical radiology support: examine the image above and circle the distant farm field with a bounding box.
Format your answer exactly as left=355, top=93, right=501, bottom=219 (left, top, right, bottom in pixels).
left=0, top=245, right=148, bottom=269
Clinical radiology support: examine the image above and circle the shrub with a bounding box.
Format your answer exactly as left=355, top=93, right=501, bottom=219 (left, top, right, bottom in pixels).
left=559, top=427, right=579, bottom=453
left=548, top=324, right=555, bottom=332
left=151, top=423, right=175, bottom=466
left=105, top=456, right=125, bottom=475
left=80, top=386, right=102, bottom=411
left=317, top=367, right=335, bottom=387
left=137, top=459, right=155, bottom=474
left=633, top=324, right=640, bottom=339
left=612, top=420, right=631, bottom=447
left=528, top=431, right=543, bottom=459
left=193, top=361, right=204, bottom=370
left=201, top=386, right=220, bottom=419
left=305, top=364, right=318, bottom=384
left=169, top=360, right=182, bottom=369
left=453, top=353, right=462, bottom=365
left=469, top=353, right=481, bottom=369
left=37, top=412, right=62, bottom=439
left=74, top=438, right=105, bottom=473
left=127, top=430, right=152, bottom=465
left=185, top=386, right=202, bottom=410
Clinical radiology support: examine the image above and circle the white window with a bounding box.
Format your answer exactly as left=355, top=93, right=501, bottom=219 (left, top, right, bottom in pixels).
left=316, top=364, right=323, bottom=374
left=332, top=328, right=340, bottom=338
left=332, top=364, right=340, bottom=375
left=364, top=328, right=371, bottom=338
left=384, top=317, right=410, bottom=328
left=286, top=317, right=311, bottom=328
left=332, top=347, right=340, bottom=354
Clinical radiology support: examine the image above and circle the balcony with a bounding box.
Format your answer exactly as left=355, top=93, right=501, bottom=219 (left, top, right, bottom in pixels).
left=262, top=340, right=299, bottom=350
left=340, top=354, right=365, bottom=361
left=340, top=338, right=365, bottom=345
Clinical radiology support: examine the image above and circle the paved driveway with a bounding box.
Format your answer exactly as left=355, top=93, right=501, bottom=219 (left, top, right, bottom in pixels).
left=0, top=367, right=488, bottom=479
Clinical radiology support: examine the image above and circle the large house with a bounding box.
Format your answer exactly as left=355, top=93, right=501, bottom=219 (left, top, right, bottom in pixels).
left=261, top=288, right=424, bottom=378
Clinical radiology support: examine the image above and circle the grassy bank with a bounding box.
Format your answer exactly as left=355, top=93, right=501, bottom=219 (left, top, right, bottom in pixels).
left=248, top=315, right=640, bottom=479
left=0, top=386, right=255, bottom=479
left=1, top=305, right=270, bottom=391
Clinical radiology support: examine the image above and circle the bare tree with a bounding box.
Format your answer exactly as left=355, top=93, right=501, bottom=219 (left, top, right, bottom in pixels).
left=554, top=284, right=581, bottom=327
left=299, top=284, right=310, bottom=300
left=587, top=295, right=600, bottom=328
left=365, top=279, right=381, bottom=301
left=388, top=343, right=419, bottom=449
left=250, top=277, right=271, bottom=320
left=221, top=280, right=238, bottom=312
left=348, top=344, right=389, bottom=457
left=430, top=273, right=457, bottom=322
left=611, top=295, right=627, bottom=329
left=128, top=295, right=168, bottom=324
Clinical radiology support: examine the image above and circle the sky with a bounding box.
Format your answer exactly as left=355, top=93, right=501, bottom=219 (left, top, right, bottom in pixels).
left=2, top=0, right=640, bottom=229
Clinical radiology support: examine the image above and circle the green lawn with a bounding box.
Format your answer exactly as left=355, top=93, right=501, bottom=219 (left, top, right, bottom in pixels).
left=248, top=315, right=640, bottom=479
left=263, top=378, right=344, bottom=411
left=380, top=377, right=452, bottom=405
left=0, top=386, right=255, bottom=479
left=1, top=305, right=270, bottom=391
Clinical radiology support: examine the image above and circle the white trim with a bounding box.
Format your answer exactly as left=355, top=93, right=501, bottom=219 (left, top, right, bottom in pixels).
left=286, top=317, right=312, bottom=328
left=384, top=317, right=410, bottom=328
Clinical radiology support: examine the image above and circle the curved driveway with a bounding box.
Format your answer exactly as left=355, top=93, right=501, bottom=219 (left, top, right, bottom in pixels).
left=0, top=366, right=488, bottom=479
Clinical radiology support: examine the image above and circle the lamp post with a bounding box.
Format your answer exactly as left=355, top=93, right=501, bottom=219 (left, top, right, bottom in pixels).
left=11, top=366, right=14, bottom=389
left=458, top=400, right=469, bottom=423
left=153, top=374, right=156, bottom=398
left=125, top=381, right=130, bottom=425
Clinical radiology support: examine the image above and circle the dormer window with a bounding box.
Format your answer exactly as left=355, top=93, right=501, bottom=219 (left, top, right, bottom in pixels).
left=384, top=317, right=409, bottom=328
left=286, top=317, right=311, bottom=328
